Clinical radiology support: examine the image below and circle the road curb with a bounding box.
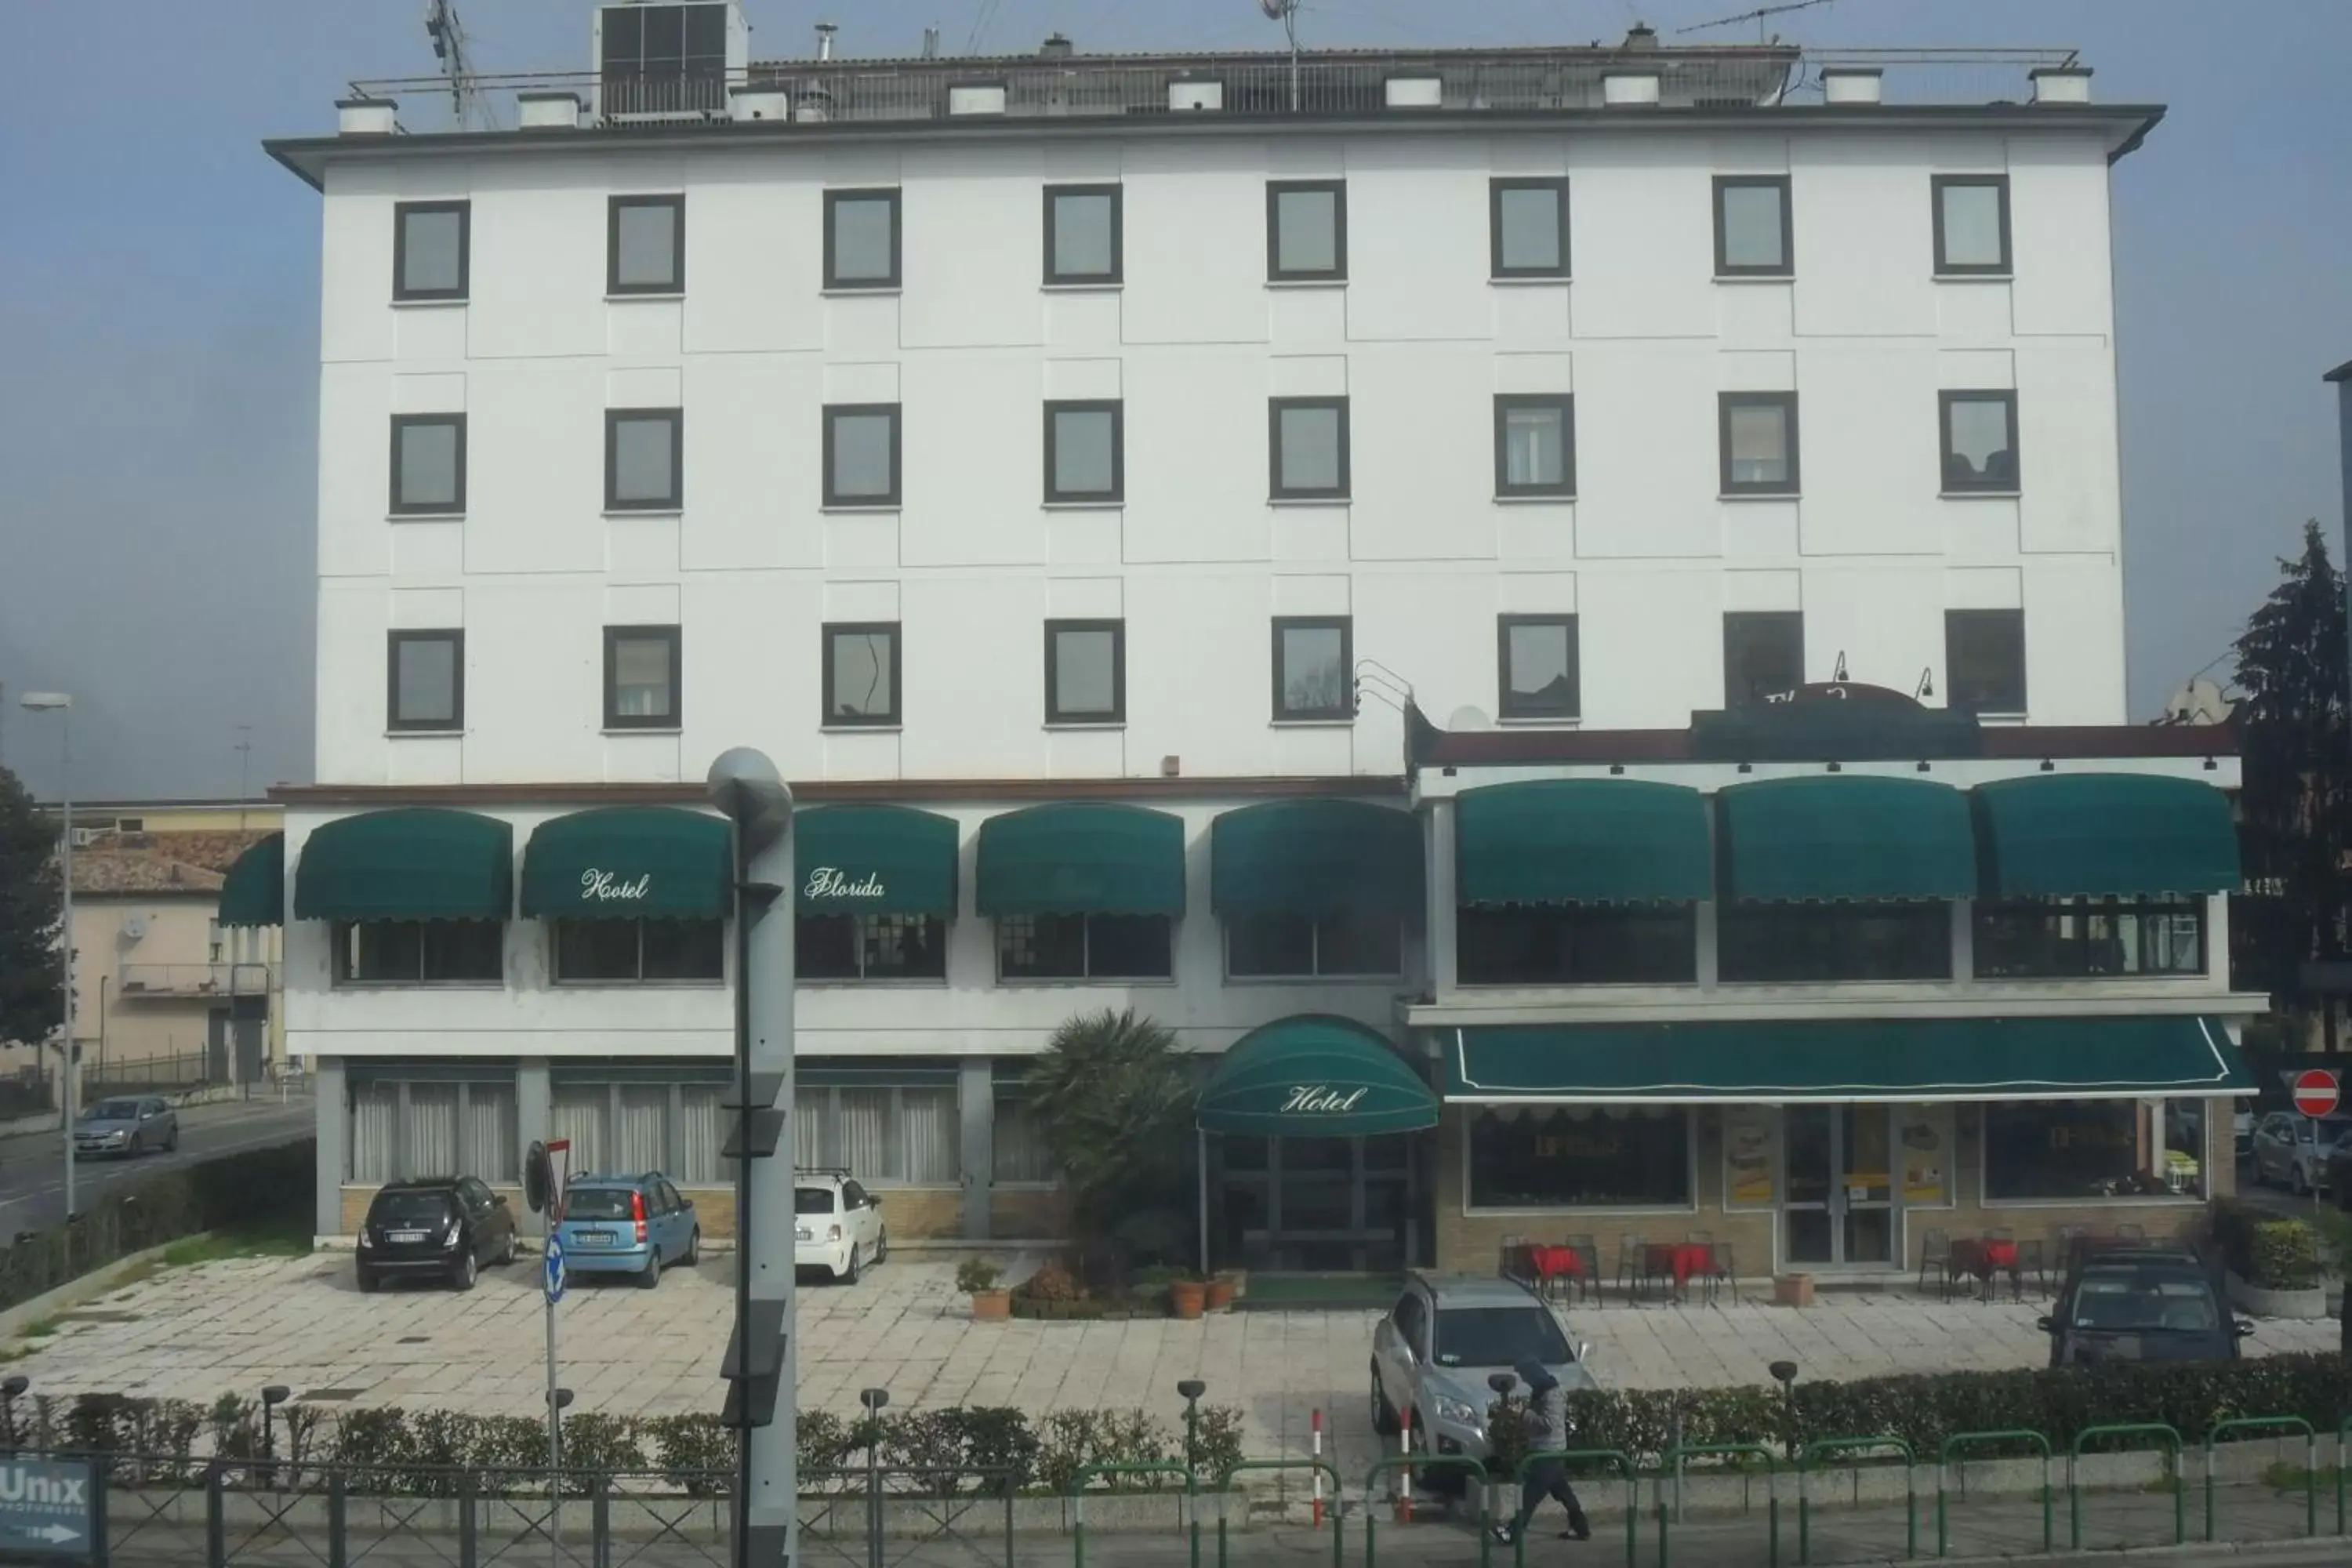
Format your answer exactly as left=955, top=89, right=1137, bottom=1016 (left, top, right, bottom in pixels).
left=0, top=1233, right=205, bottom=1342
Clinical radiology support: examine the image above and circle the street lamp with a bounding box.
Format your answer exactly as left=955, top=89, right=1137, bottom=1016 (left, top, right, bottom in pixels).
left=19, top=693, right=75, bottom=1220
left=260, top=1385, right=291, bottom=1485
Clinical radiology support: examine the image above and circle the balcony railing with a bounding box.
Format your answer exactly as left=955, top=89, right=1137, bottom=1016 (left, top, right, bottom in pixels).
left=115, top=964, right=273, bottom=999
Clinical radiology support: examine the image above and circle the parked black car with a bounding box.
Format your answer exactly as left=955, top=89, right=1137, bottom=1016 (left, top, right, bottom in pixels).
left=2039, top=1246, right=2252, bottom=1366
left=357, top=1177, right=518, bottom=1293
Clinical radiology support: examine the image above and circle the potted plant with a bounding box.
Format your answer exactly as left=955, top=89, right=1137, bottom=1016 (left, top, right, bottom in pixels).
left=1205, top=1270, right=1240, bottom=1312
left=956, top=1258, right=1011, bottom=1322
left=1169, top=1271, right=1207, bottom=1319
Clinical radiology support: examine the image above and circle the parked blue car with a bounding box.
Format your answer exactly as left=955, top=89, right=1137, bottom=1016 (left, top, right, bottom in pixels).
left=553, top=1173, right=699, bottom=1288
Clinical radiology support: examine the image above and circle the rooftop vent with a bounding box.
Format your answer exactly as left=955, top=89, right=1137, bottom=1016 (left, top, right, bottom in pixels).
left=1820, top=67, right=1882, bottom=107
left=2029, top=65, right=2092, bottom=104
left=815, top=21, right=836, bottom=60
left=1040, top=32, right=1074, bottom=59
left=1622, top=23, right=1659, bottom=50
left=336, top=96, right=397, bottom=135
left=729, top=83, right=789, bottom=121
left=1602, top=71, right=1661, bottom=107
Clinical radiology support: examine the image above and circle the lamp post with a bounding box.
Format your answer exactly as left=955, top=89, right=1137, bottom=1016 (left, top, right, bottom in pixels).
left=20, top=693, right=75, bottom=1220
left=260, top=1384, right=291, bottom=1486
left=1176, top=1379, right=1207, bottom=1479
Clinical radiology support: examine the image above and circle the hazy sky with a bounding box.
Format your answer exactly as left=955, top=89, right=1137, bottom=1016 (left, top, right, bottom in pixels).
left=1, top=0, right=2345, bottom=800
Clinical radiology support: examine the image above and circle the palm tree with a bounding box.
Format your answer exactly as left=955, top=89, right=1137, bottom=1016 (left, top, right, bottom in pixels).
left=1025, top=1007, right=1196, bottom=1276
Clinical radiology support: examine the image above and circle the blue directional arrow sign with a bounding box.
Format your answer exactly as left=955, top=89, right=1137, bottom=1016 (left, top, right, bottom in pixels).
left=0, top=1456, right=96, bottom=1558
left=543, top=1236, right=567, bottom=1305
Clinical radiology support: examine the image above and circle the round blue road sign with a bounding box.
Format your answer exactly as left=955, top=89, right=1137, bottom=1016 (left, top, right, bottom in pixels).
left=543, top=1236, right=567, bottom=1305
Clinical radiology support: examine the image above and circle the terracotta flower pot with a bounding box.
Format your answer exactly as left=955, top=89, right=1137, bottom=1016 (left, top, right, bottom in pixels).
left=971, top=1288, right=1012, bottom=1322
left=1204, top=1276, right=1238, bottom=1312
left=1170, top=1279, right=1207, bottom=1319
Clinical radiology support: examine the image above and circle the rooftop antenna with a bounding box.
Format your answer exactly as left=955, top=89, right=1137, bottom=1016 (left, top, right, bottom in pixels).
left=1675, top=0, right=1836, bottom=44
left=1261, top=0, right=1301, bottom=111
left=423, top=0, right=495, bottom=129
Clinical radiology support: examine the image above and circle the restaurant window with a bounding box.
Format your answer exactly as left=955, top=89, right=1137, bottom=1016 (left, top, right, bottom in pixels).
left=1723, top=611, right=1803, bottom=707
left=797, top=914, right=947, bottom=982
left=1456, top=905, right=1696, bottom=985
left=1226, top=910, right=1401, bottom=978
left=794, top=1080, right=961, bottom=1185
left=1468, top=1106, right=1693, bottom=1210
left=605, top=408, right=683, bottom=511
left=1973, top=898, right=2205, bottom=978
left=551, top=918, right=724, bottom=982
left=1269, top=397, right=1350, bottom=500
left=1713, top=175, right=1791, bottom=278
left=390, top=414, right=466, bottom=515
left=825, top=189, right=902, bottom=289
left=1266, top=180, right=1346, bottom=282
left=1932, top=175, right=2010, bottom=275
left=1718, top=902, right=1951, bottom=982
left=1984, top=1098, right=2207, bottom=1201
left=1272, top=616, right=1352, bottom=721
left=822, top=622, right=900, bottom=727
left=1490, top=177, right=1569, bottom=279
left=393, top=201, right=470, bottom=302
left=1719, top=392, right=1799, bottom=495
left=604, top=625, right=681, bottom=729
left=1498, top=615, right=1579, bottom=720
left=332, top=920, right=503, bottom=985
left=608, top=194, right=684, bottom=296
left=1494, top=395, right=1574, bottom=499
left=1044, top=185, right=1121, bottom=285
left=387, top=630, right=463, bottom=733
left=1044, top=619, right=1123, bottom=724
left=551, top=1076, right=730, bottom=1186
left=1945, top=608, right=2026, bottom=714
left=993, top=1093, right=1058, bottom=1183
left=350, top=1075, right=518, bottom=1183
left=996, top=913, right=1172, bottom=981
left=1940, top=391, right=2019, bottom=493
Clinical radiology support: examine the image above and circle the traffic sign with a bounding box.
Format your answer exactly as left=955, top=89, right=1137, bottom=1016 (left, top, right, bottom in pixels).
left=0, top=1456, right=96, bottom=1558
left=543, top=1236, right=567, bottom=1305
left=2293, top=1069, right=2340, bottom=1120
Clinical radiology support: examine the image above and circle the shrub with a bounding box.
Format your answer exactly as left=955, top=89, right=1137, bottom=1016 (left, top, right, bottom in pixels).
left=2212, top=1200, right=2322, bottom=1290
left=641, top=1413, right=733, bottom=1496
left=1016, top=1260, right=1083, bottom=1303
left=954, top=1258, right=1004, bottom=1295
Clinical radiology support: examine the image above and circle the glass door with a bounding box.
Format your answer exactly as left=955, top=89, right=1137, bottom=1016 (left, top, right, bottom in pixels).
left=1783, top=1106, right=1836, bottom=1264
left=1780, top=1105, right=1896, bottom=1267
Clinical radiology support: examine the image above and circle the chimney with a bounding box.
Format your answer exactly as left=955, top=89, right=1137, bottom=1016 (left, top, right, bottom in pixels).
left=336, top=96, right=397, bottom=136
left=921, top=26, right=940, bottom=59
left=1623, top=23, right=1659, bottom=50
left=815, top=21, right=837, bottom=61
left=1820, top=67, right=1882, bottom=107
left=2028, top=64, right=2092, bottom=104
left=1040, top=32, right=1074, bottom=59
left=1602, top=71, right=1661, bottom=107
left=517, top=90, right=582, bottom=129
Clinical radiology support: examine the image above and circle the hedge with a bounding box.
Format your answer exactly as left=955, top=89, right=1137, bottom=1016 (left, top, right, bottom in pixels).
left=2210, top=1200, right=2321, bottom=1290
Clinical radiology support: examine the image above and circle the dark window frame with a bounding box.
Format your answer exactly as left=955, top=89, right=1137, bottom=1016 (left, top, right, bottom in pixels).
left=821, top=620, right=903, bottom=728
left=550, top=916, right=726, bottom=985
left=1496, top=613, right=1581, bottom=720
left=1043, top=399, right=1125, bottom=504
left=330, top=918, right=504, bottom=985
left=796, top=912, right=951, bottom=983
left=1456, top=902, right=1699, bottom=986
left=1467, top=1105, right=1696, bottom=1210
left=387, top=629, right=464, bottom=734
left=1718, top=391, right=1801, bottom=496
left=1270, top=615, right=1355, bottom=722
left=1043, top=618, right=1126, bottom=726
left=392, top=200, right=471, bottom=303
left=822, top=402, right=903, bottom=508
left=1723, top=610, right=1805, bottom=708
left=1265, top=179, right=1348, bottom=283
left=1944, top=608, right=2027, bottom=715
left=823, top=188, right=904, bottom=289
left=1492, top=394, right=1576, bottom=499
left=606, top=194, right=685, bottom=296
left=1712, top=174, right=1793, bottom=278
left=1042, top=183, right=1123, bottom=285
left=1716, top=900, right=1955, bottom=983
left=1972, top=896, right=2207, bottom=980
left=1938, top=389, right=2020, bottom=495
left=994, top=911, right=1174, bottom=982
left=604, top=407, right=684, bottom=512
left=1268, top=396, right=1352, bottom=501
left=1224, top=909, right=1404, bottom=979
left=388, top=412, right=467, bottom=516
left=1930, top=174, right=2013, bottom=277
left=603, top=623, right=682, bottom=731
left=1488, top=176, right=1571, bottom=279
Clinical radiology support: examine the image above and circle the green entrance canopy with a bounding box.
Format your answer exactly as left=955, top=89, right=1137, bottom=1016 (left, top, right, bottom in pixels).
left=1718, top=775, right=1973, bottom=901
left=1199, top=1015, right=1439, bottom=1135
left=795, top=804, right=960, bottom=916
left=1455, top=779, right=1709, bottom=906
left=1210, top=799, right=1421, bottom=917
left=216, top=833, right=285, bottom=927
left=975, top=803, right=1185, bottom=916
left=1443, top=1016, right=2253, bottom=1103
left=1974, top=774, right=2240, bottom=898
left=520, top=807, right=729, bottom=920
left=293, top=809, right=513, bottom=922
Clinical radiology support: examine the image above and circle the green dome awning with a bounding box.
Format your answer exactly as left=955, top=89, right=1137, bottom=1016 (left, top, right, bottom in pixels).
left=520, top=807, right=730, bottom=920
left=1199, top=1015, right=1439, bottom=1136
left=975, top=804, right=1185, bottom=916
left=1719, top=775, right=1973, bottom=902
left=1455, top=779, right=1710, bottom=906
left=1210, top=799, right=1421, bottom=918
left=1974, top=774, right=2240, bottom=898
left=795, top=804, right=960, bottom=916
left=294, top=809, right=513, bottom=922
left=216, top=833, right=285, bottom=928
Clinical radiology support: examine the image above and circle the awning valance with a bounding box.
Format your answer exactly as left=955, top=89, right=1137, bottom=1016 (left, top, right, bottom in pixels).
left=520, top=808, right=730, bottom=920
left=794, top=805, right=960, bottom=917
left=1210, top=800, right=1421, bottom=918
left=975, top=804, right=1185, bottom=917
left=1455, top=779, right=1710, bottom=906
left=1973, top=774, right=2239, bottom=898
left=1718, top=775, right=1974, bottom=902
left=293, top=809, right=513, bottom=922
left=1199, top=1015, right=1439, bottom=1136
left=1443, top=1016, right=2253, bottom=1104
left=216, top=833, right=285, bottom=928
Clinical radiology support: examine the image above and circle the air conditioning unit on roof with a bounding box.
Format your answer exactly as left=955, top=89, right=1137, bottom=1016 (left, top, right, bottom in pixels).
left=593, top=2, right=751, bottom=125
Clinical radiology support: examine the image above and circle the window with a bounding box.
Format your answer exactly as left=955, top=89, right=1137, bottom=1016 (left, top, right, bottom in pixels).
left=1722, top=611, right=1803, bottom=707
left=604, top=625, right=681, bottom=730
left=997, top=913, right=1172, bottom=980
left=605, top=408, right=682, bottom=511
left=797, top=913, right=948, bottom=982
left=1718, top=902, right=1951, bottom=982
left=393, top=201, right=470, bottom=302
left=1272, top=615, right=1352, bottom=721
left=1932, top=175, right=2011, bottom=275
left=387, top=630, right=463, bottom=732
left=1044, top=401, right=1123, bottom=504
left=1266, top=180, right=1346, bottom=282
left=349, top=1075, right=517, bottom=1182
left=823, top=404, right=902, bottom=507
left=1468, top=1106, right=1693, bottom=1209
left=551, top=1076, right=730, bottom=1186
left=1457, top=904, right=1696, bottom=985
left=1497, top=615, right=1579, bottom=720
left=795, top=1080, right=961, bottom=1185
left=608, top=194, right=684, bottom=296
left=332, top=920, right=503, bottom=985
left=1494, top=395, right=1574, bottom=499
left=825, top=189, right=902, bottom=289
left=1269, top=397, right=1349, bottom=500
left=822, top=622, right=900, bottom=727
left=1719, top=392, right=1799, bottom=495
left=1490, top=178, right=1570, bottom=278
left=993, top=1094, right=1058, bottom=1183
left=552, top=918, right=724, bottom=982
left=1974, top=898, right=2205, bottom=978
left=1044, top=184, right=1121, bottom=285
left=1945, top=608, right=2026, bottom=714
left=389, top=414, right=466, bottom=516
left=1044, top=619, right=1123, bottom=725
left=1713, top=175, right=1791, bottom=278
left=1226, top=909, right=1400, bottom=978
left=1985, top=1098, right=2206, bottom=1201
left=1940, top=390, right=2019, bottom=493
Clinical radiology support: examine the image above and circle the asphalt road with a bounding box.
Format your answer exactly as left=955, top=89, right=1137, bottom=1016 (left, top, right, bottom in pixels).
left=0, top=1094, right=314, bottom=1235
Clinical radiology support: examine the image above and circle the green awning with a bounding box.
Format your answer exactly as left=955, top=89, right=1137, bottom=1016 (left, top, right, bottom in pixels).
left=520, top=808, right=729, bottom=920
left=795, top=805, right=959, bottom=916
left=293, top=809, right=513, bottom=922
left=1455, top=779, right=1710, bottom=906
left=1210, top=800, right=1422, bottom=918
left=1974, top=774, right=2240, bottom=898
left=216, top=833, right=285, bottom=927
left=1443, top=1016, right=2254, bottom=1102
left=975, top=804, right=1185, bottom=916
left=1719, top=775, right=1973, bottom=901
left=1200, top=1015, right=1439, bottom=1135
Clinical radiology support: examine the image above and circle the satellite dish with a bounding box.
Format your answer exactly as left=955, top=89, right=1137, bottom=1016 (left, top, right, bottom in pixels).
left=2162, top=677, right=2232, bottom=726
left=119, top=915, right=147, bottom=944
left=1260, top=0, right=1294, bottom=16
left=1446, top=706, right=1494, bottom=732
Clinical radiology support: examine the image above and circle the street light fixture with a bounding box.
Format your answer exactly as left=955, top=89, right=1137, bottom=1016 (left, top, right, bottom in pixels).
left=19, top=693, right=76, bottom=1221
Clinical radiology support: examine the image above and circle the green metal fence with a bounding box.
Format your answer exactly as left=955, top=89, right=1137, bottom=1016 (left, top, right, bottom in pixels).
left=1359, top=1454, right=1490, bottom=1568
left=1795, top=1436, right=1914, bottom=1564
left=1213, top=1460, right=1342, bottom=1568
left=1657, top=1444, right=1779, bottom=1568
left=2068, top=1423, right=2183, bottom=1551
left=1071, top=1461, right=1196, bottom=1568
left=1510, top=1448, right=1636, bottom=1568
left=1936, top=1429, right=2051, bottom=1557
left=2204, top=1417, right=2316, bottom=1541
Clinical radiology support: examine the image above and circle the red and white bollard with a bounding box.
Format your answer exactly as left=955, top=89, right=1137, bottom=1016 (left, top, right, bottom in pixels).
left=1396, top=1403, right=1414, bottom=1523
left=1310, top=1407, right=1323, bottom=1527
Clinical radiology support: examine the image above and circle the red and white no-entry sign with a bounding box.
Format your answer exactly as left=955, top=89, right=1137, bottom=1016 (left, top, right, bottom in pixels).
left=2292, top=1069, right=2340, bottom=1120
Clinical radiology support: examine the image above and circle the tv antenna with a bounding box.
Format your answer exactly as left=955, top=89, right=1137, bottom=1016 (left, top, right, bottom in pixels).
left=424, top=0, right=496, bottom=129
left=1262, top=0, right=1302, bottom=111
left=1676, top=0, right=1837, bottom=43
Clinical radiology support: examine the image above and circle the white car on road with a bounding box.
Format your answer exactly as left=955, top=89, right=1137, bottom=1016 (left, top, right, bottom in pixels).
left=795, top=1171, right=887, bottom=1283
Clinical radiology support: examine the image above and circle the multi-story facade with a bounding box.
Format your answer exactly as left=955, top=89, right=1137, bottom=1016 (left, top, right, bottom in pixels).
left=254, top=9, right=2263, bottom=1272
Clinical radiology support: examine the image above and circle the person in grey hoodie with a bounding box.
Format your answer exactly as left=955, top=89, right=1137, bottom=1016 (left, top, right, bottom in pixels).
left=1493, top=1359, right=1592, bottom=1544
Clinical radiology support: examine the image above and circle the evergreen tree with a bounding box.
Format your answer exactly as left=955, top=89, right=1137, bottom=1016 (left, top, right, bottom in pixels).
left=1024, top=1007, right=1196, bottom=1276
left=0, top=764, right=63, bottom=1048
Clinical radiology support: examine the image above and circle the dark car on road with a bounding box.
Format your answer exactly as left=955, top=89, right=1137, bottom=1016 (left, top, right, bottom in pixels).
left=2040, top=1247, right=2252, bottom=1366
left=357, top=1177, right=518, bottom=1293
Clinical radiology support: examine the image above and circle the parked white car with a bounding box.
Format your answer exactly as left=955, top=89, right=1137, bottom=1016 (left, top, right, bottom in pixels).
left=794, top=1171, right=887, bottom=1283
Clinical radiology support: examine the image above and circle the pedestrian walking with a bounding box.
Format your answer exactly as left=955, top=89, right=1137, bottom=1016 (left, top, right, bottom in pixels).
left=1493, top=1359, right=1592, bottom=1544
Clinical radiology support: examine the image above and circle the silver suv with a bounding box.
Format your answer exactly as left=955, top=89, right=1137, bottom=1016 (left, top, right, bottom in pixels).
left=1370, top=1272, right=1595, bottom=1468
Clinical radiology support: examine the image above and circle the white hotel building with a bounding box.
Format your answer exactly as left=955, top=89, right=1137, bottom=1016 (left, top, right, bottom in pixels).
left=245, top=5, right=2263, bottom=1277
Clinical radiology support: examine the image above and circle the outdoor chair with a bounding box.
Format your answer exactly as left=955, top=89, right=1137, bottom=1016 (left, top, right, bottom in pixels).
left=1614, top=1232, right=1649, bottom=1302
left=1563, top=1233, right=1601, bottom=1303
left=1917, top=1227, right=1953, bottom=1298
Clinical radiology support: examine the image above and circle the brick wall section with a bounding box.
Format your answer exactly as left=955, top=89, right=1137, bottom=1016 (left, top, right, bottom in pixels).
left=990, top=1187, right=1070, bottom=1239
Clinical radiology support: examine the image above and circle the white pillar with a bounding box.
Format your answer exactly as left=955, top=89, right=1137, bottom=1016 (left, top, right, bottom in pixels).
left=313, top=1058, right=346, bottom=1239
left=958, top=1058, right=993, bottom=1239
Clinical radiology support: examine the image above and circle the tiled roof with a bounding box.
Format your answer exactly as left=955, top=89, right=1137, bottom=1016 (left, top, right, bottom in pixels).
left=67, top=830, right=273, bottom=896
